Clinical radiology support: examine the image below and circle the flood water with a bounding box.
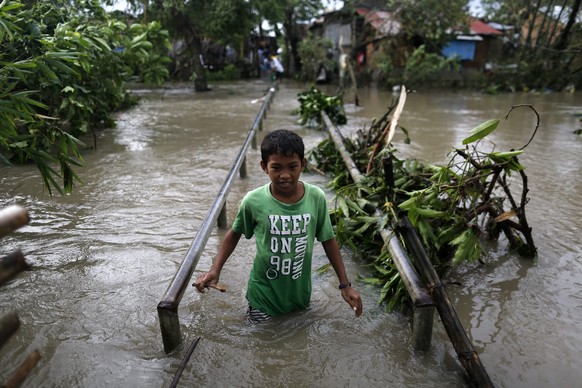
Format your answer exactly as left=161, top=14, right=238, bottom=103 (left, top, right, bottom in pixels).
left=0, top=80, right=581, bottom=387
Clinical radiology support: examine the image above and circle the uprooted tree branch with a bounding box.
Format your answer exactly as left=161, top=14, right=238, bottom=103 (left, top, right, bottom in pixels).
left=304, top=88, right=538, bottom=311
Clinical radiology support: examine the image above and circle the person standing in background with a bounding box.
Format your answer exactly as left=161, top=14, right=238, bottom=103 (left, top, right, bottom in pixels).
left=271, top=49, right=284, bottom=81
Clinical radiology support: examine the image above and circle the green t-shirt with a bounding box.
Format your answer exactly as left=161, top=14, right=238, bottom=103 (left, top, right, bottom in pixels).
left=232, top=181, right=335, bottom=316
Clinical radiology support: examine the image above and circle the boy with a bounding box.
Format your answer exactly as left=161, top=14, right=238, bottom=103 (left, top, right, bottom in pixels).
left=270, top=55, right=284, bottom=81
left=194, top=129, right=362, bottom=323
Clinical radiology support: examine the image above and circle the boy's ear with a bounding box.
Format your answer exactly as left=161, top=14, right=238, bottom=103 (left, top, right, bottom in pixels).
left=260, top=160, right=268, bottom=173
left=301, top=158, right=307, bottom=170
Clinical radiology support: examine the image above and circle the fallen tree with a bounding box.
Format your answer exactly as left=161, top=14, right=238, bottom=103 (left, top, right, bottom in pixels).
left=303, top=87, right=538, bottom=311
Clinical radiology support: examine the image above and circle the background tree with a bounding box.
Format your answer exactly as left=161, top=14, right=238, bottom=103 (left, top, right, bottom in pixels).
left=135, top=0, right=256, bottom=91
left=389, top=0, right=470, bottom=52
left=553, top=0, right=581, bottom=50
left=1, top=0, right=170, bottom=194
left=297, top=33, right=335, bottom=81
left=251, top=0, right=323, bottom=77
left=106, top=0, right=326, bottom=80
left=480, top=0, right=581, bottom=89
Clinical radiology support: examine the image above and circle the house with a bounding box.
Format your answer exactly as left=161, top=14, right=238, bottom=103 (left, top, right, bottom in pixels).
left=519, top=6, right=568, bottom=47
left=441, top=19, right=503, bottom=69
left=309, top=4, right=402, bottom=67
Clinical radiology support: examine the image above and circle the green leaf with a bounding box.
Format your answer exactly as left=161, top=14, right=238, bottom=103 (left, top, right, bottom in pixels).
left=380, top=272, right=400, bottom=303
left=2, top=60, right=36, bottom=69
left=45, top=51, right=83, bottom=59
left=35, top=60, right=58, bottom=80
left=462, top=119, right=500, bottom=145
left=131, top=32, right=148, bottom=45
left=373, top=263, right=394, bottom=276
left=0, top=152, right=11, bottom=165
left=12, top=92, right=47, bottom=109
left=489, top=150, right=523, bottom=159
left=416, top=219, right=438, bottom=249
left=415, top=208, right=445, bottom=218
left=451, top=229, right=482, bottom=264
left=0, top=103, right=29, bottom=120
left=398, top=195, right=417, bottom=210
left=92, top=37, right=111, bottom=51
left=1, top=2, right=24, bottom=12
left=336, top=196, right=349, bottom=217
left=45, top=58, right=78, bottom=75
left=489, top=150, right=525, bottom=165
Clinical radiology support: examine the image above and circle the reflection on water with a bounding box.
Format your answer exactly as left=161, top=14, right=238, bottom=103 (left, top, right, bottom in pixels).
left=0, top=81, right=581, bottom=387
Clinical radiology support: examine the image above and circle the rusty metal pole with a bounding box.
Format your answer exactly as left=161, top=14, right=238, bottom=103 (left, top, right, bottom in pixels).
left=217, top=204, right=227, bottom=229
left=157, top=86, right=277, bottom=354
left=321, top=112, right=435, bottom=351
left=0, top=205, right=29, bottom=238
left=0, top=250, right=29, bottom=287
left=240, top=156, right=247, bottom=178
left=398, top=217, right=495, bottom=387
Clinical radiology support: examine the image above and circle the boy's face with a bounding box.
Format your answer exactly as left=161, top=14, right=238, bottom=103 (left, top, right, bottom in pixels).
left=260, top=152, right=306, bottom=197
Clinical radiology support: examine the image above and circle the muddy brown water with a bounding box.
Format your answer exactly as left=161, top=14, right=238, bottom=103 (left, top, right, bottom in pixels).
left=1, top=80, right=581, bottom=387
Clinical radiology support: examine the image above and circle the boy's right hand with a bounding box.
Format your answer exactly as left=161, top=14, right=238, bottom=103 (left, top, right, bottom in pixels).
left=193, top=271, right=220, bottom=293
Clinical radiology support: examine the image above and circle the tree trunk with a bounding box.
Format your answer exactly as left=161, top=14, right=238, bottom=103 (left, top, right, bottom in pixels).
left=187, top=31, right=210, bottom=92
left=554, top=0, right=582, bottom=50
left=532, top=0, right=556, bottom=56
left=143, top=0, right=148, bottom=23
left=524, top=0, right=543, bottom=49
left=171, top=8, right=210, bottom=92
left=284, top=9, right=297, bottom=76
left=546, top=0, right=567, bottom=47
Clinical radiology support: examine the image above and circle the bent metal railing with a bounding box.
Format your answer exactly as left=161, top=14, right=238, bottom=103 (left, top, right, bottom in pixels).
left=157, top=86, right=276, bottom=354
left=320, top=112, right=435, bottom=351
left=321, top=111, right=494, bottom=386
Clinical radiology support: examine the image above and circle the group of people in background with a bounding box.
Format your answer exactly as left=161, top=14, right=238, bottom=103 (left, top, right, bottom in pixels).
left=258, top=47, right=284, bottom=81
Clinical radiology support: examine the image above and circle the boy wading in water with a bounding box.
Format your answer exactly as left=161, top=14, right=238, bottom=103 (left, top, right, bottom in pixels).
left=194, top=129, right=363, bottom=323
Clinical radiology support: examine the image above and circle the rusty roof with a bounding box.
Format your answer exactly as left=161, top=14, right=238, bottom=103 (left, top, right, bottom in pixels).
left=470, top=19, right=503, bottom=35
left=356, top=8, right=401, bottom=35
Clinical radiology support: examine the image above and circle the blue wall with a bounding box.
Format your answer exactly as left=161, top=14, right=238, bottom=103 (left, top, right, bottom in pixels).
left=442, top=40, right=476, bottom=61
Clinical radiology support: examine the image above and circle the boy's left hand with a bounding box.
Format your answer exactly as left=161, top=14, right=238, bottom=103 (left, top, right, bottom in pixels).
left=341, top=287, right=363, bottom=317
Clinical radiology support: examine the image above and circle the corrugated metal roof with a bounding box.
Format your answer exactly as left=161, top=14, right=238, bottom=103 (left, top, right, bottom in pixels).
left=356, top=8, right=400, bottom=35
left=487, top=22, right=514, bottom=31
left=470, top=19, right=502, bottom=35
left=457, top=34, right=483, bottom=41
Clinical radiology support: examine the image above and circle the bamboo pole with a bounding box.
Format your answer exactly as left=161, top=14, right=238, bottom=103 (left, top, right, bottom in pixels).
left=322, top=109, right=493, bottom=384
left=0, top=206, right=40, bottom=387
left=3, top=350, right=41, bottom=388
left=0, top=313, right=20, bottom=351
left=398, top=217, right=494, bottom=387
left=366, top=86, right=406, bottom=174
left=0, top=250, right=29, bottom=287
left=169, top=337, right=201, bottom=388
left=0, top=205, right=29, bottom=239
left=321, top=111, right=435, bottom=351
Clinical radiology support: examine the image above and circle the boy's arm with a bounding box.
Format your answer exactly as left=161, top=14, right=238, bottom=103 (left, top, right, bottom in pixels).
left=322, top=238, right=363, bottom=317
left=193, top=228, right=242, bottom=293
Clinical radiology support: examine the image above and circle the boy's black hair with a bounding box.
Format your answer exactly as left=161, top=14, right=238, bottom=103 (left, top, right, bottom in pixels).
left=261, top=129, right=304, bottom=163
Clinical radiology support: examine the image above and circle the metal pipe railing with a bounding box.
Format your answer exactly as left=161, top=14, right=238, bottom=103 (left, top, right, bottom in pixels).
left=157, top=87, right=276, bottom=354
left=321, top=112, right=435, bottom=351
left=0, top=205, right=41, bottom=386
left=322, top=112, right=493, bottom=384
